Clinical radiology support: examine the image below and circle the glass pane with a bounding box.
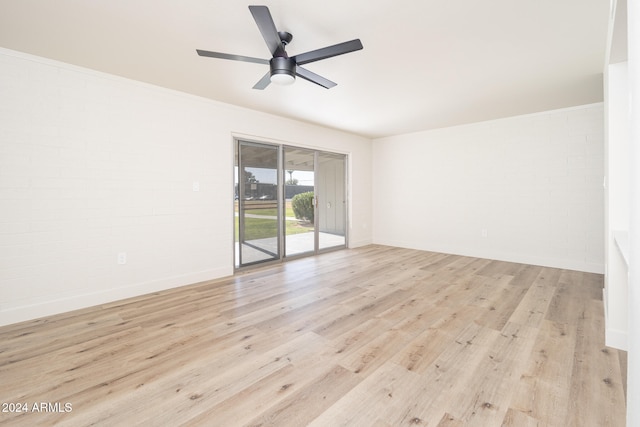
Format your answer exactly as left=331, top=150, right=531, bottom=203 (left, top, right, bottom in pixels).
left=284, top=147, right=315, bottom=257
left=237, top=142, right=280, bottom=266
left=317, top=152, right=347, bottom=250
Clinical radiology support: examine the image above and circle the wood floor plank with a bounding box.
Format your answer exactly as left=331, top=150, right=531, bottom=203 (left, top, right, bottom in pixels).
left=338, top=327, right=413, bottom=376
left=437, top=412, right=465, bottom=427
left=474, top=278, right=529, bottom=331
left=545, top=269, right=586, bottom=325
left=510, top=264, right=544, bottom=288
left=178, top=364, right=300, bottom=427
left=419, top=253, right=467, bottom=273
left=385, top=322, right=501, bottom=425
left=243, top=365, right=361, bottom=427
left=251, top=285, right=366, bottom=336
left=563, top=299, right=626, bottom=427
left=64, top=330, right=331, bottom=426
left=312, top=288, right=412, bottom=340
left=500, top=408, right=540, bottom=427
left=507, top=267, right=558, bottom=328
left=391, top=327, right=452, bottom=374
left=0, top=245, right=626, bottom=426
left=446, top=322, right=538, bottom=425
left=308, top=360, right=423, bottom=427
left=476, top=259, right=525, bottom=278
left=509, top=320, right=577, bottom=425
left=429, top=273, right=491, bottom=309
left=328, top=317, right=395, bottom=358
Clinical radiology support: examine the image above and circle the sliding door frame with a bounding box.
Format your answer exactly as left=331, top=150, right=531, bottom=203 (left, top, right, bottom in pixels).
left=234, top=137, right=348, bottom=271
left=315, top=150, right=348, bottom=255
left=236, top=139, right=283, bottom=268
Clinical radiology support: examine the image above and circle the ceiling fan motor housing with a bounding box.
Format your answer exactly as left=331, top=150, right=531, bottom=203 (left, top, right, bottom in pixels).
left=270, top=56, right=296, bottom=80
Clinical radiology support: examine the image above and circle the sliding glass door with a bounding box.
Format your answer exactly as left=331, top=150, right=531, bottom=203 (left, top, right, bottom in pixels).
left=317, top=152, right=347, bottom=250
left=236, top=141, right=281, bottom=267
left=284, top=147, right=316, bottom=257
left=235, top=140, right=347, bottom=268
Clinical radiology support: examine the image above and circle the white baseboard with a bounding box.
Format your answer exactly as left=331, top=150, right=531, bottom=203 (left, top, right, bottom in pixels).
left=0, top=267, right=231, bottom=327
left=603, top=287, right=628, bottom=351
left=605, top=328, right=629, bottom=351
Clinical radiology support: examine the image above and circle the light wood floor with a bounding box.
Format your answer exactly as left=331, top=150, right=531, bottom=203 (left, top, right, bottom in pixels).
left=0, top=245, right=627, bottom=426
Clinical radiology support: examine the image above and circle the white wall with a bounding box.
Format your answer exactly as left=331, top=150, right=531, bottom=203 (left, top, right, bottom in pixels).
left=372, top=104, right=605, bottom=273
left=0, top=48, right=372, bottom=326
left=604, top=61, right=629, bottom=350
left=626, top=0, right=640, bottom=423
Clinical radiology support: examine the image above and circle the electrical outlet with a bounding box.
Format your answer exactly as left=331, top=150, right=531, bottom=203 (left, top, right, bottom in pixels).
left=117, top=252, right=127, bottom=264
left=192, top=181, right=200, bottom=192
left=481, top=229, right=488, bottom=238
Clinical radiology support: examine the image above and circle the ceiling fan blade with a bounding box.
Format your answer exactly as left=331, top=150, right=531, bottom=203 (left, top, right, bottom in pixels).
left=252, top=71, right=272, bottom=90
left=292, top=39, right=363, bottom=65
left=296, top=66, right=337, bottom=89
left=196, top=49, right=269, bottom=65
left=249, top=5, right=285, bottom=57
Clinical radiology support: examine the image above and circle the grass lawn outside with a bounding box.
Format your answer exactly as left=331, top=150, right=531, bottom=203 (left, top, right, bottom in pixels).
left=234, top=201, right=313, bottom=241
left=234, top=201, right=295, bottom=218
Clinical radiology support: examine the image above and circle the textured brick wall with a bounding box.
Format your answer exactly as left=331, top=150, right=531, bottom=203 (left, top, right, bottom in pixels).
left=0, top=49, right=372, bottom=325
left=372, top=104, right=604, bottom=273
left=0, top=52, right=233, bottom=324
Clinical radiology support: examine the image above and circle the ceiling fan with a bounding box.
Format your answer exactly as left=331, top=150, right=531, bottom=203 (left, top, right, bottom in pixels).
left=196, top=5, right=363, bottom=90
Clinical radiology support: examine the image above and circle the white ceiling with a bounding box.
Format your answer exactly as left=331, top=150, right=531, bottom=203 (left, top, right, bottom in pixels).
left=0, top=0, right=610, bottom=138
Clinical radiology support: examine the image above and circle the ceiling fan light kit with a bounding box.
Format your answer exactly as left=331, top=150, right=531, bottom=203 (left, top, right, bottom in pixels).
left=196, top=5, right=363, bottom=89
left=270, top=56, right=296, bottom=85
